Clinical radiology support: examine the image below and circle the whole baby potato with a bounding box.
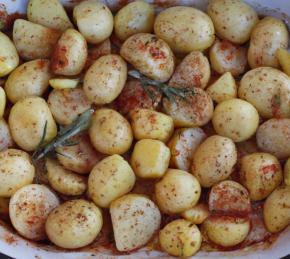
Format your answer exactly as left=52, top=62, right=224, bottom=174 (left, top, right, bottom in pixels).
left=212, top=98, right=259, bottom=142
left=120, top=33, right=175, bottom=82
left=73, top=0, right=113, bottom=44
left=9, top=97, right=57, bottom=151
left=45, top=199, right=103, bottom=249
left=0, top=149, right=35, bottom=197
left=181, top=204, right=209, bottom=225
left=83, top=55, right=127, bottom=105
left=207, top=0, right=258, bottom=44
left=5, top=59, right=52, bottom=104
left=9, top=184, right=59, bottom=240
left=0, top=119, right=13, bottom=151
left=248, top=17, right=289, bottom=68
left=191, top=135, right=237, bottom=187
left=154, top=6, right=215, bottom=53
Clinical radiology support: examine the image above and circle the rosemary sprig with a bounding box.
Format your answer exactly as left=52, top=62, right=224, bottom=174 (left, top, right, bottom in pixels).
left=32, top=109, right=94, bottom=161
left=128, top=70, right=196, bottom=102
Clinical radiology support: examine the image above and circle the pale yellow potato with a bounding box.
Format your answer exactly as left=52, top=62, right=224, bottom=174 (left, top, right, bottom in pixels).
left=9, top=184, right=59, bottom=241
left=120, top=33, right=175, bottom=82
left=88, top=155, right=135, bottom=208
left=73, top=0, right=113, bottom=44
left=239, top=67, right=290, bottom=118
left=169, top=51, right=210, bottom=89
left=9, top=97, right=57, bottom=151
left=110, top=194, right=161, bottom=252
left=13, top=19, right=61, bottom=60
left=27, top=0, right=73, bottom=31
left=46, top=159, right=87, bottom=196
left=207, top=0, right=258, bottom=44
left=89, top=109, right=133, bottom=155
left=263, top=185, right=290, bottom=233
left=256, top=118, right=290, bottom=159
left=0, top=31, right=19, bottom=77
left=181, top=204, right=209, bottom=224
left=277, top=48, right=290, bottom=76
left=163, top=87, right=214, bottom=127
left=56, top=134, right=103, bottom=174
left=202, top=216, right=250, bottom=247
left=240, top=153, right=282, bottom=201
left=48, top=88, right=91, bottom=125
left=168, top=128, right=206, bottom=171
left=49, top=78, right=79, bottom=89
left=114, top=1, right=154, bottom=41
left=46, top=199, right=103, bottom=249
left=51, top=29, right=87, bottom=76
left=206, top=72, right=237, bottom=103
left=191, top=135, right=237, bottom=187
left=83, top=55, right=127, bottom=105
left=130, top=109, right=174, bottom=142
left=154, top=6, right=214, bottom=53
left=131, top=139, right=170, bottom=179
left=0, top=149, right=35, bottom=197
left=284, top=158, right=290, bottom=186
left=155, top=169, right=201, bottom=214
left=248, top=17, right=289, bottom=68
left=212, top=99, right=259, bottom=142
left=5, top=59, right=52, bottom=104
left=0, top=119, right=13, bottom=151
left=209, top=39, right=247, bottom=76
left=0, top=87, right=5, bottom=117
left=159, top=219, right=202, bottom=257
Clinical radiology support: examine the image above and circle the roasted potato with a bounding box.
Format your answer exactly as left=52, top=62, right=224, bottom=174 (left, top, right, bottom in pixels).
left=181, top=204, right=209, bottom=225
left=277, top=48, right=290, bottom=76
left=49, top=78, right=79, bottom=89
left=0, top=119, right=13, bottom=151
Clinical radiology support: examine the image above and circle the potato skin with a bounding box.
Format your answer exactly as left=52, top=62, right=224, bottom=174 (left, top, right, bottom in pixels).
left=88, top=155, right=136, bottom=208
left=5, top=59, right=52, bottom=104
left=9, top=184, right=59, bottom=240
left=181, top=204, right=209, bottom=225
left=248, top=17, right=289, bottom=68
left=120, top=33, right=175, bottom=82
left=240, top=153, right=282, bottom=201
left=154, top=6, right=215, bottom=53
left=159, top=219, right=202, bottom=257
left=0, top=119, right=13, bottom=151
left=191, top=135, right=237, bottom=187
left=0, top=149, right=35, bottom=197
left=83, top=55, right=127, bottom=105
left=9, top=97, right=57, bottom=151
left=45, top=199, right=103, bottom=249
left=207, top=0, right=258, bottom=44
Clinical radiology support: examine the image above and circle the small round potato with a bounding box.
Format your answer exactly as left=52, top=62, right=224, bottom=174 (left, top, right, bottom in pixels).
left=0, top=31, right=19, bottom=77
left=46, top=159, right=87, bottom=196
left=114, top=1, right=154, bottom=41
left=5, top=59, right=52, bottom=104
left=0, top=149, right=35, bottom=197
left=163, top=87, right=214, bottom=127
left=0, top=118, right=13, bottom=151
left=9, top=97, right=57, bottom=151
left=9, top=184, right=59, bottom=240
left=131, top=139, right=170, bottom=179
left=84, top=55, right=127, bottom=105
left=263, top=185, right=290, bottom=233
left=181, top=204, right=209, bottom=225
left=154, top=6, right=215, bottom=53
left=73, top=0, right=113, bottom=44
left=169, top=51, right=211, bottom=89
left=155, top=169, right=201, bottom=214
left=130, top=109, right=174, bottom=142
left=88, top=155, right=136, bottom=208
left=248, top=17, right=289, bottom=68
left=48, top=88, right=91, bottom=125
left=284, top=158, right=290, bottom=186
left=212, top=98, right=259, bottom=142
left=45, top=199, right=103, bottom=249
left=209, top=39, right=247, bottom=76
left=51, top=29, right=88, bottom=76
left=191, top=135, right=237, bottom=187
left=207, top=0, right=258, bottom=44
left=202, top=216, right=250, bottom=247
left=240, top=153, right=283, bottom=201
left=256, top=118, right=290, bottom=159
left=239, top=67, right=290, bottom=119
left=89, top=109, right=133, bottom=155
left=159, top=219, right=202, bottom=257
left=120, top=33, right=175, bottom=82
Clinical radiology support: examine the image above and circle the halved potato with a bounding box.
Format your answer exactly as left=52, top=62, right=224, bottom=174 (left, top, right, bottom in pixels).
left=0, top=87, right=5, bottom=117
left=277, top=48, right=290, bottom=76
left=49, top=78, right=79, bottom=89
